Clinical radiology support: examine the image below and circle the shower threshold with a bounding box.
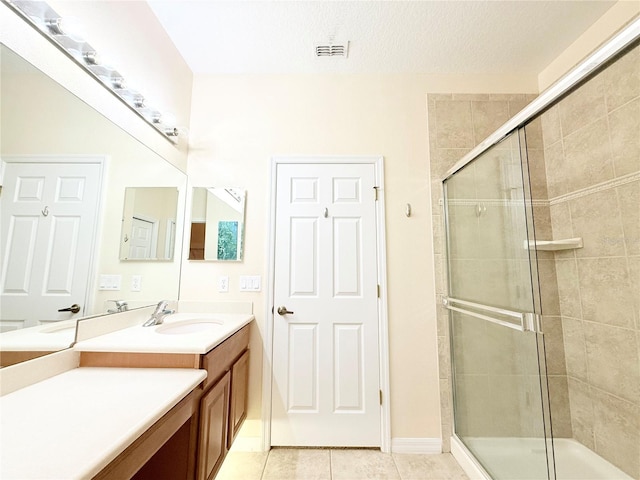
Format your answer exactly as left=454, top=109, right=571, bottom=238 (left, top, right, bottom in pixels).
left=454, top=436, right=632, bottom=480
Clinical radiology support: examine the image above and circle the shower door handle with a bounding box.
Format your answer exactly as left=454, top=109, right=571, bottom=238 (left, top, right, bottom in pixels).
left=442, top=297, right=540, bottom=333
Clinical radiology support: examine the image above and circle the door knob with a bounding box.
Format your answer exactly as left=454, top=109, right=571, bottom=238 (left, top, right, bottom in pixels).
left=58, top=304, right=81, bottom=314
left=277, top=306, right=294, bottom=315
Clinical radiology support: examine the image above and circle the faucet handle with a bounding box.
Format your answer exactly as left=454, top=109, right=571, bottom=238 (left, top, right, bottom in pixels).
left=154, top=300, right=170, bottom=312
left=107, top=299, right=128, bottom=312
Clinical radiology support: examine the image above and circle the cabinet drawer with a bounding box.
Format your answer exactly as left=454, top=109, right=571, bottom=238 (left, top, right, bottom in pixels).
left=200, top=324, right=250, bottom=390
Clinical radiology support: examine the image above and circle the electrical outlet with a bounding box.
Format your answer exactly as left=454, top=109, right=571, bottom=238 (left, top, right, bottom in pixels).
left=131, top=275, right=142, bottom=292
left=218, top=276, right=229, bottom=293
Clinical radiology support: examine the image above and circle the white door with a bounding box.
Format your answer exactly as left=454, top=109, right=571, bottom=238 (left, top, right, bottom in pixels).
left=271, top=162, right=381, bottom=447
left=128, top=217, right=155, bottom=259
left=0, top=160, right=101, bottom=328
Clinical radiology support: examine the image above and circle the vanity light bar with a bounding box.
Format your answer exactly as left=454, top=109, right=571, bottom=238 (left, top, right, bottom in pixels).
left=4, top=0, right=180, bottom=144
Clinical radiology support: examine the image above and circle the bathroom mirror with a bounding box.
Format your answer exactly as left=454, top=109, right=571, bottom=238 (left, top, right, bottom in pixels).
left=188, top=187, right=246, bottom=261
left=0, top=42, right=186, bottom=357
left=119, top=187, right=179, bottom=260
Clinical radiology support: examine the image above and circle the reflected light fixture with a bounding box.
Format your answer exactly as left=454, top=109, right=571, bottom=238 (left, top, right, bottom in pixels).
left=4, top=0, right=181, bottom=143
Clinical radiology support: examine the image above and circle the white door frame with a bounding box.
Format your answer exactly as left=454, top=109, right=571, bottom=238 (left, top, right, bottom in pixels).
left=164, top=218, right=177, bottom=260
left=262, top=155, right=391, bottom=452
left=0, top=154, right=106, bottom=320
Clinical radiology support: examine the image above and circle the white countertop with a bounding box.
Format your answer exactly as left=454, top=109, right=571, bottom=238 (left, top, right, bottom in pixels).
left=0, top=319, right=77, bottom=351
left=0, top=367, right=206, bottom=480
left=74, top=313, right=254, bottom=354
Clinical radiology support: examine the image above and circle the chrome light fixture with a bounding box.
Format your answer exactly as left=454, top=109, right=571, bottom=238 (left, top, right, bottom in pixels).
left=4, top=0, right=181, bottom=143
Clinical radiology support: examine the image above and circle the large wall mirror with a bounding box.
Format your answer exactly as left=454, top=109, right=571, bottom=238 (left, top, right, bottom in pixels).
left=188, top=187, right=246, bottom=261
left=0, top=42, right=186, bottom=362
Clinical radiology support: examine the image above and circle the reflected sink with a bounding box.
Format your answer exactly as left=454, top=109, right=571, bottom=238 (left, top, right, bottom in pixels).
left=155, top=319, right=224, bottom=335
left=40, top=323, right=76, bottom=334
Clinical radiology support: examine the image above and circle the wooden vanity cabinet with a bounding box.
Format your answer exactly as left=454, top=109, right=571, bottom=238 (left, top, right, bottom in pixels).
left=82, top=323, right=251, bottom=480
left=196, top=325, right=250, bottom=480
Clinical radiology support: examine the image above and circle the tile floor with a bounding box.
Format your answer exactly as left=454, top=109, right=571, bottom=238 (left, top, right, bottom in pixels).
left=216, top=448, right=470, bottom=480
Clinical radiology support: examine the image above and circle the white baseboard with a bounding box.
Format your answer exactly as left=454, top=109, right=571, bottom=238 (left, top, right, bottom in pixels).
left=391, top=438, right=442, bottom=454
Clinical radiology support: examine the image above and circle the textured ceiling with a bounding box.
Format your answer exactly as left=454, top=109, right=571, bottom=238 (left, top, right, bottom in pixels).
left=147, top=0, right=616, bottom=75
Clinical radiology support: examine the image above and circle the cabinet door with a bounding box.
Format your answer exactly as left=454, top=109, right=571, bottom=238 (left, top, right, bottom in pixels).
left=197, top=371, right=230, bottom=480
left=228, top=349, right=249, bottom=448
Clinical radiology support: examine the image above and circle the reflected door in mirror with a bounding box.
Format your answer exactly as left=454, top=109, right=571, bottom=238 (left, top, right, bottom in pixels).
left=0, top=158, right=102, bottom=330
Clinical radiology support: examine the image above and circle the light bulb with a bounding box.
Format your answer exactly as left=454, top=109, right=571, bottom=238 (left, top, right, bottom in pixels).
left=162, top=113, right=177, bottom=127
left=48, top=16, right=87, bottom=43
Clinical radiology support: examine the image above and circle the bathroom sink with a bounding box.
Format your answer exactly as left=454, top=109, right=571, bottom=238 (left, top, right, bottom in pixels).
left=155, top=319, right=224, bottom=335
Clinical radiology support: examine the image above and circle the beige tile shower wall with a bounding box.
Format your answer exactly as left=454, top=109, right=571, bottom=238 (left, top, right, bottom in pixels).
left=541, top=42, right=640, bottom=479
left=427, top=93, right=540, bottom=449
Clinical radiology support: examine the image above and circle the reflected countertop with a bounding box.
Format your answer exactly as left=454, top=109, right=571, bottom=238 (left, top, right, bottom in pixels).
left=0, top=319, right=77, bottom=352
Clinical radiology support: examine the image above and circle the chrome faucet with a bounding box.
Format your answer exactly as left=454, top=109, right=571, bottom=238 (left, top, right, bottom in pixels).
left=107, top=299, right=128, bottom=314
left=143, top=300, right=175, bottom=327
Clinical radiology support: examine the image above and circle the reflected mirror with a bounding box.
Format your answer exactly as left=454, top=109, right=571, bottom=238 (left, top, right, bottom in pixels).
left=120, top=187, right=179, bottom=260
left=189, top=188, right=246, bottom=261
left=0, top=42, right=186, bottom=363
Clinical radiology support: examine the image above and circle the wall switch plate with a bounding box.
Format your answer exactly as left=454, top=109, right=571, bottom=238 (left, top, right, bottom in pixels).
left=131, top=275, right=142, bottom=292
left=98, top=274, right=121, bottom=291
left=218, top=276, right=229, bottom=293
left=239, top=275, right=261, bottom=291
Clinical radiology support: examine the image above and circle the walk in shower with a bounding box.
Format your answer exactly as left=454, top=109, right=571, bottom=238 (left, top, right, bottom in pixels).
left=441, top=23, right=639, bottom=480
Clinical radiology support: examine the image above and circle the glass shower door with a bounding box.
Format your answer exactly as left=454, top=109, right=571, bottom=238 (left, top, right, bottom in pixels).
left=444, top=131, right=553, bottom=480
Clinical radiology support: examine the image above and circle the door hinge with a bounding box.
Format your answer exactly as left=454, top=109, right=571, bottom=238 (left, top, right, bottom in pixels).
left=379, top=389, right=383, bottom=405
left=377, top=284, right=380, bottom=298
left=373, top=186, right=379, bottom=201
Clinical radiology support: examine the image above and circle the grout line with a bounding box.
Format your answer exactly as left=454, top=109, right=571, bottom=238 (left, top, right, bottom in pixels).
left=259, top=449, right=270, bottom=480
left=330, top=449, right=335, bottom=480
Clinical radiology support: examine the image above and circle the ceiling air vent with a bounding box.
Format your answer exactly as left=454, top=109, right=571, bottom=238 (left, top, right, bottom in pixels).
left=315, top=41, right=349, bottom=58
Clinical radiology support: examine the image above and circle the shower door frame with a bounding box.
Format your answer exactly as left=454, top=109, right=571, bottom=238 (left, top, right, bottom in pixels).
left=440, top=16, right=640, bottom=480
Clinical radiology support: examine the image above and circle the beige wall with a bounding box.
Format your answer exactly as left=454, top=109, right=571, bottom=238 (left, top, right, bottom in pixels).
left=181, top=73, right=537, bottom=444
left=538, top=1, right=639, bottom=90
left=48, top=0, right=194, bottom=164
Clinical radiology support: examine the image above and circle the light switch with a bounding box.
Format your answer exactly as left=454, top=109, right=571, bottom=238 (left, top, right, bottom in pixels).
left=239, top=275, right=261, bottom=291
left=98, top=274, right=121, bottom=291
